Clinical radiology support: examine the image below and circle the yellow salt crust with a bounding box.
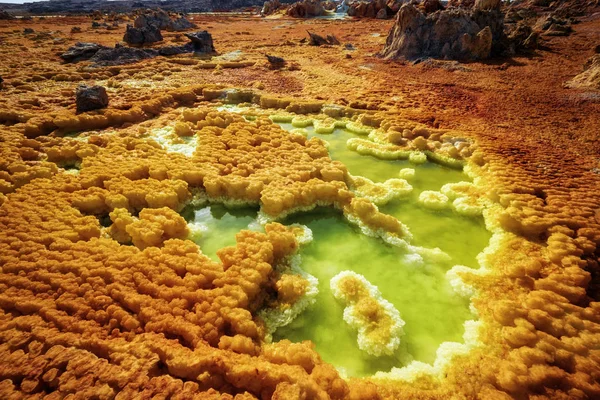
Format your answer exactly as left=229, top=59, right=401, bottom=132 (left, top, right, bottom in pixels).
left=348, top=174, right=413, bottom=206
left=260, top=257, right=319, bottom=342
left=398, top=168, right=415, bottom=180
left=373, top=319, right=483, bottom=382
left=418, top=190, right=450, bottom=210
left=330, top=271, right=406, bottom=357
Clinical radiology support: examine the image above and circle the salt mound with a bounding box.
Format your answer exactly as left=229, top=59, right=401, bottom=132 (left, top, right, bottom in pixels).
left=330, top=270, right=405, bottom=357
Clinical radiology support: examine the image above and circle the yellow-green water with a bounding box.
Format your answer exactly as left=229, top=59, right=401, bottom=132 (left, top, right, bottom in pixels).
left=276, top=208, right=475, bottom=377
left=180, top=119, right=491, bottom=377
left=180, top=203, right=258, bottom=261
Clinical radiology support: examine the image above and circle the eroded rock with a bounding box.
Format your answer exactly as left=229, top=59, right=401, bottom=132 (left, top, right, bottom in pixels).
left=184, top=31, right=216, bottom=53
left=566, top=54, right=600, bottom=89
left=0, top=10, right=14, bottom=20
left=307, top=31, right=341, bottom=46
left=287, top=0, right=326, bottom=18
left=60, top=42, right=108, bottom=63
left=348, top=0, right=403, bottom=19
left=380, top=4, right=505, bottom=61
left=75, top=85, right=109, bottom=113
left=266, top=54, right=286, bottom=69
left=123, top=23, right=163, bottom=45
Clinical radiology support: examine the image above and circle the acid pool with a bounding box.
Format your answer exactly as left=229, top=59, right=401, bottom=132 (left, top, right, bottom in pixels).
left=180, top=116, right=491, bottom=378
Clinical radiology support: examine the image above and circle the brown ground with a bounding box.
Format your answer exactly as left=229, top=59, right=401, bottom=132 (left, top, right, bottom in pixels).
left=0, top=9, right=599, bottom=400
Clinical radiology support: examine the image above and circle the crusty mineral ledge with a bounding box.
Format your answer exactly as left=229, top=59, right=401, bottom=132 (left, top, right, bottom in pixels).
left=0, top=79, right=599, bottom=398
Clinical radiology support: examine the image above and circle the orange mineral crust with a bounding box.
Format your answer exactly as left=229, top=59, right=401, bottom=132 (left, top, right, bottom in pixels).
left=0, top=9, right=599, bottom=400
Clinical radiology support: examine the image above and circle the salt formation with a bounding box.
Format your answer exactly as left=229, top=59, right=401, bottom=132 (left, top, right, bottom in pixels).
left=330, top=271, right=406, bottom=356
left=0, top=7, right=599, bottom=394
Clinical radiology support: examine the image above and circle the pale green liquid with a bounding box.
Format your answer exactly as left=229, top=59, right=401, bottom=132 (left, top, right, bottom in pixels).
left=180, top=204, right=258, bottom=261
left=178, top=121, right=491, bottom=377
left=275, top=208, right=477, bottom=377
left=271, top=122, right=491, bottom=377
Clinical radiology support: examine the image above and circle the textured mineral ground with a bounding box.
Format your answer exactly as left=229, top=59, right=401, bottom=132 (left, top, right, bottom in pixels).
left=0, top=0, right=600, bottom=399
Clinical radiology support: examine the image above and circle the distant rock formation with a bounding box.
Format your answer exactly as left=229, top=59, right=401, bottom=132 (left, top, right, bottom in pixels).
left=60, top=31, right=216, bottom=66
left=287, top=0, right=326, bottom=17
left=133, top=9, right=197, bottom=32
left=261, top=0, right=283, bottom=15
left=379, top=3, right=505, bottom=60
left=124, top=23, right=163, bottom=45
left=60, top=42, right=109, bottom=63
left=347, top=0, right=404, bottom=19
left=0, top=9, right=15, bottom=20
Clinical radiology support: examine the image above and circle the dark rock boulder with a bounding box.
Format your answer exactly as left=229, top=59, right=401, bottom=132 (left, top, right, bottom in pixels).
left=379, top=4, right=505, bottom=61
left=348, top=0, right=400, bottom=19
left=422, top=0, right=444, bottom=14
left=76, top=85, right=109, bottom=114
left=23, top=28, right=35, bottom=35
left=89, top=46, right=159, bottom=66
left=123, top=23, right=163, bottom=45
left=0, top=76, right=3, bottom=90
left=168, top=16, right=197, bottom=31
left=307, top=31, right=341, bottom=46
left=266, top=54, right=286, bottom=69
left=287, top=0, right=325, bottom=18
left=262, top=0, right=282, bottom=16
left=158, top=43, right=195, bottom=56
left=61, top=42, right=108, bottom=63
left=134, top=10, right=171, bottom=30
left=506, top=22, right=539, bottom=53
left=184, top=31, right=216, bottom=53
left=0, top=10, right=14, bottom=20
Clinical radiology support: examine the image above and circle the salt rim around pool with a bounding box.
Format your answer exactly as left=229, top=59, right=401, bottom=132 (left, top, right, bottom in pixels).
left=164, top=104, right=496, bottom=379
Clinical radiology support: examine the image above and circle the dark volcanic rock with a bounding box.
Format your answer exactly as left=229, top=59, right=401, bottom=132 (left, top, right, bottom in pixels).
left=266, top=54, right=286, bottom=69
left=134, top=10, right=196, bottom=31
left=169, top=16, right=197, bottom=31
left=158, top=42, right=195, bottom=56
left=380, top=4, right=505, bottom=61
left=287, top=0, right=325, bottom=18
left=184, top=31, right=216, bottom=53
left=134, top=10, right=171, bottom=30
left=347, top=0, right=403, bottom=19
left=0, top=10, right=14, bottom=20
left=423, top=0, right=444, bottom=14
left=23, top=28, right=35, bottom=35
left=307, top=31, right=341, bottom=46
left=62, top=30, right=214, bottom=67
left=61, top=42, right=108, bottom=62
left=89, top=46, right=159, bottom=66
left=506, top=22, right=539, bottom=52
left=262, top=0, right=282, bottom=15
left=0, top=76, right=3, bottom=90
left=76, top=85, right=109, bottom=113
left=124, top=23, right=163, bottom=45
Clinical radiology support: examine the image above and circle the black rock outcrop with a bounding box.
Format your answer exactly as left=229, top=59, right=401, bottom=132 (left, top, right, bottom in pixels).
left=123, top=23, right=163, bottom=45
left=184, top=31, right=216, bottom=53
left=61, top=42, right=109, bottom=63
left=76, top=85, right=109, bottom=113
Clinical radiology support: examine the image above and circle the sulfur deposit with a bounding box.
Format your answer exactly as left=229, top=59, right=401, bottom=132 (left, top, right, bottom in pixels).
left=330, top=271, right=405, bottom=357
left=0, top=5, right=600, bottom=400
